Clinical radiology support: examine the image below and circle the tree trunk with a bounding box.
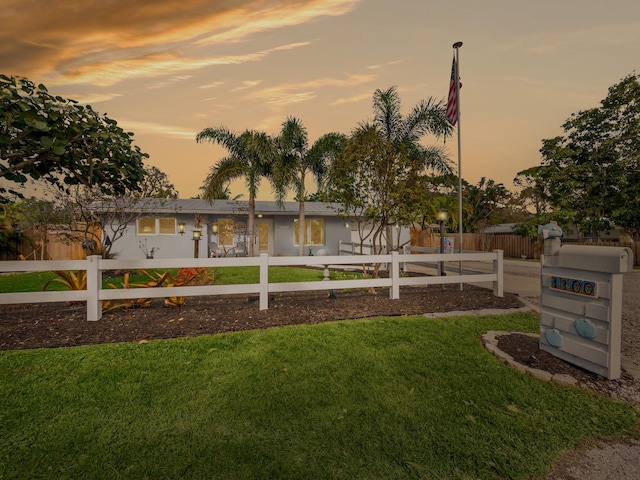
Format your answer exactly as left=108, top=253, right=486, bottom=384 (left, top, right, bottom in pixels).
left=297, top=171, right=306, bottom=256
left=248, top=196, right=255, bottom=257
left=298, top=198, right=305, bottom=256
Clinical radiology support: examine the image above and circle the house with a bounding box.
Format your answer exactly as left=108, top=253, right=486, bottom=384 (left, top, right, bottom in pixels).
left=101, top=199, right=354, bottom=259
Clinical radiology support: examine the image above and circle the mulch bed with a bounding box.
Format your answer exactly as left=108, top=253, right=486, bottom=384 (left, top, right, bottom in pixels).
left=1, top=284, right=522, bottom=350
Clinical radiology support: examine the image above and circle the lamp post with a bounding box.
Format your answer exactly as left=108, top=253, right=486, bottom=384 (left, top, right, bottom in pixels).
left=192, top=227, right=202, bottom=258
left=436, top=209, right=448, bottom=277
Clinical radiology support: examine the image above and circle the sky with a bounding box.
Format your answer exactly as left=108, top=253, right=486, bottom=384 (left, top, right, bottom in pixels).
left=2, top=0, right=640, bottom=200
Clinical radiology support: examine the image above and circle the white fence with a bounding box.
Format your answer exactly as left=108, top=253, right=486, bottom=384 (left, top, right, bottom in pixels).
left=0, top=251, right=504, bottom=321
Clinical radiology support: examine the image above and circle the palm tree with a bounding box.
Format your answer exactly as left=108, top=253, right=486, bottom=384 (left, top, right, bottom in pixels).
left=274, top=117, right=347, bottom=256
left=196, top=127, right=275, bottom=256
left=332, top=86, right=453, bottom=253
left=371, top=85, right=452, bottom=173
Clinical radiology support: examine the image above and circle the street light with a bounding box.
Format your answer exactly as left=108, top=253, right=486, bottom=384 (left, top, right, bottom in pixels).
left=437, top=209, right=449, bottom=277
left=192, top=227, right=202, bottom=258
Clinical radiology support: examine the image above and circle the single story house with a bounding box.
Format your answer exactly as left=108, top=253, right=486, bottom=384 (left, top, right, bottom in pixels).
left=101, top=199, right=355, bottom=259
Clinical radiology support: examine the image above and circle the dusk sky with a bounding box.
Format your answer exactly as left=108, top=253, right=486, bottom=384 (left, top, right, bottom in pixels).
left=3, top=0, right=639, bottom=199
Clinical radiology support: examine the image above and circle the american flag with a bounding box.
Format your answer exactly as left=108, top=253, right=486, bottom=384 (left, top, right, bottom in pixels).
left=446, top=56, right=460, bottom=126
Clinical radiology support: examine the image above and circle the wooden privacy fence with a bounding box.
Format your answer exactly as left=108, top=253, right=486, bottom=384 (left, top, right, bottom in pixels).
left=411, top=229, right=640, bottom=266
left=0, top=251, right=504, bottom=321
left=0, top=224, right=101, bottom=261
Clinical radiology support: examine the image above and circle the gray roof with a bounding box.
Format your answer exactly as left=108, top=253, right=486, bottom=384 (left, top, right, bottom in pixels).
left=481, top=223, right=517, bottom=234
left=116, top=199, right=344, bottom=217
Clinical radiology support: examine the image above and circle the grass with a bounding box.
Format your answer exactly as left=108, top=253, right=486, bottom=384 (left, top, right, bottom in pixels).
left=0, top=266, right=361, bottom=293
left=0, top=312, right=637, bottom=479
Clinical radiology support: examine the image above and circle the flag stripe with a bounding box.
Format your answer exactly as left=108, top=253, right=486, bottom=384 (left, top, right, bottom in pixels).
left=446, top=56, right=459, bottom=126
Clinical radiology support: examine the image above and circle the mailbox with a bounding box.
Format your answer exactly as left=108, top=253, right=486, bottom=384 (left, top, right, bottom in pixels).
left=540, top=244, right=633, bottom=379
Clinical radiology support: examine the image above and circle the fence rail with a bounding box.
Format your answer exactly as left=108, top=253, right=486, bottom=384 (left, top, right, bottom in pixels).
left=0, top=251, right=504, bottom=321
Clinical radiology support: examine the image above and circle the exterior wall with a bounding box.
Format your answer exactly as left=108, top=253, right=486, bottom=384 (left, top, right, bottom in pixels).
left=272, top=216, right=352, bottom=257
left=104, top=214, right=208, bottom=259
left=104, top=214, right=352, bottom=259
left=349, top=224, right=412, bottom=251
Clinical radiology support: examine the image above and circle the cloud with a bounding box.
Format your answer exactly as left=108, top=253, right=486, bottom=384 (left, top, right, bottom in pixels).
left=199, top=81, right=225, bottom=89
left=230, top=80, right=263, bottom=92
left=246, top=73, right=377, bottom=106
left=116, top=118, right=197, bottom=140
left=330, top=93, right=371, bottom=106
left=1, top=0, right=362, bottom=84
left=70, top=92, right=123, bottom=105
left=48, top=42, right=311, bottom=87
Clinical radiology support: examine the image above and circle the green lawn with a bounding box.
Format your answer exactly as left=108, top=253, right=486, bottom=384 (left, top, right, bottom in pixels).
left=1, top=312, right=636, bottom=479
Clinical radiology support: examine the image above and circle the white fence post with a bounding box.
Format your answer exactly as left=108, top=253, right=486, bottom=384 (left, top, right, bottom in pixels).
left=390, top=251, right=400, bottom=299
left=86, top=255, right=102, bottom=321
left=493, top=250, right=504, bottom=297
left=259, top=253, right=269, bottom=310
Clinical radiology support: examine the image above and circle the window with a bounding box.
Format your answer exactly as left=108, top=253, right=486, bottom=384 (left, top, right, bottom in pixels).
left=158, top=218, right=176, bottom=235
left=294, top=219, right=325, bottom=246
left=137, top=217, right=156, bottom=235
left=218, top=218, right=234, bottom=246
left=137, top=217, right=178, bottom=235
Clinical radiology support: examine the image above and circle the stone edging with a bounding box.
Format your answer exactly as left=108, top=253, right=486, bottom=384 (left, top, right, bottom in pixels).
left=482, top=331, right=579, bottom=386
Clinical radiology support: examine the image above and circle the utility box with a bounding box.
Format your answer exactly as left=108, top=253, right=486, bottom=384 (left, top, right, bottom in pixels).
left=540, top=245, right=633, bottom=379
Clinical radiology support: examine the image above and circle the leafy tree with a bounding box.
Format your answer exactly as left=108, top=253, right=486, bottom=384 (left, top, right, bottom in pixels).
left=532, top=73, right=640, bottom=239
left=464, top=177, right=515, bottom=232
left=197, top=166, right=235, bottom=200
left=513, top=166, right=553, bottom=216
left=139, top=166, right=178, bottom=199
left=273, top=117, right=347, bottom=256
left=0, top=201, right=24, bottom=257
left=196, top=127, right=275, bottom=256
left=7, top=164, right=177, bottom=259
left=330, top=86, right=453, bottom=253
left=0, top=75, right=147, bottom=201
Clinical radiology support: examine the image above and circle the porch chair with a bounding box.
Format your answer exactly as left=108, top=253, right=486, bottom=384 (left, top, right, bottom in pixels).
left=209, top=242, right=225, bottom=257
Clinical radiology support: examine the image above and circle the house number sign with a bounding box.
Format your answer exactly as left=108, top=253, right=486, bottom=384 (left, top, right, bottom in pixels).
left=550, top=276, right=598, bottom=298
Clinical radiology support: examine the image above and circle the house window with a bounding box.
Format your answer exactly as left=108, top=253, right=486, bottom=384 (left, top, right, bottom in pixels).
left=218, top=218, right=234, bottom=246
left=138, top=217, right=156, bottom=235
left=158, top=218, right=176, bottom=235
left=294, top=219, right=325, bottom=246
left=137, top=217, right=178, bottom=235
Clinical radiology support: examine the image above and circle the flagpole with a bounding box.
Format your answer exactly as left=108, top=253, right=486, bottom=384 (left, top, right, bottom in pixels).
left=453, top=41, right=463, bottom=289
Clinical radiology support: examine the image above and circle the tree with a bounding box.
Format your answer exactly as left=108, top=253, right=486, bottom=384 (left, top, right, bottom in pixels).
left=330, top=86, right=453, bottom=253
left=533, top=73, right=640, bottom=239
left=273, top=117, right=347, bottom=256
left=464, top=177, right=515, bottom=232
left=513, top=166, right=553, bottom=216
left=138, top=166, right=178, bottom=199
left=0, top=75, right=147, bottom=201
left=9, top=164, right=177, bottom=259
left=196, top=127, right=275, bottom=256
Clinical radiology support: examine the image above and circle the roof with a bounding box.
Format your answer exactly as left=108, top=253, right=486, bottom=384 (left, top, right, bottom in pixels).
left=481, top=223, right=517, bottom=234
left=104, top=199, right=345, bottom=217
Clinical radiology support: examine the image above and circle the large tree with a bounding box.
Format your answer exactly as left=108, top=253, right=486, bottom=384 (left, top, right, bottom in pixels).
left=0, top=75, right=147, bottom=201
left=464, top=177, right=516, bottom=232
left=273, top=117, right=347, bottom=256
left=196, top=127, right=275, bottom=256
left=532, top=73, right=640, bottom=239
left=8, top=165, right=178, bottom=259
left=330, top=86, right=453, bottom=253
